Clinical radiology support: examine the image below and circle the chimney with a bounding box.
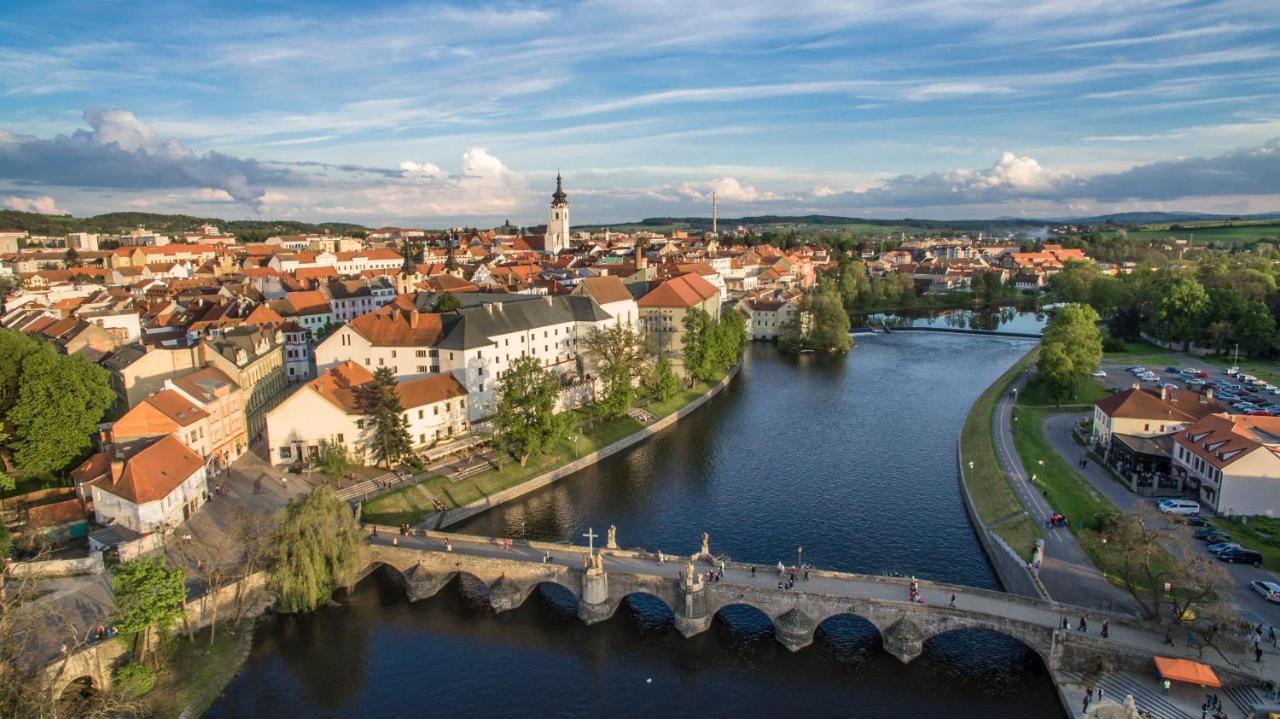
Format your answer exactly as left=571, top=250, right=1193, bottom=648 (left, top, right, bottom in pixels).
left=636, top=244, right=647, bottom=270
left=409, top=309, right=419, bottom=327
left=1203, top=387, right=1213, bottom=403
left=1162, top=384, right=1172, bottom=402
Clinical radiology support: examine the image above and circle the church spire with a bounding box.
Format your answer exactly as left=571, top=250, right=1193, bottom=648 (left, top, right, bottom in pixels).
left=551, top=171, right=567, bottom=207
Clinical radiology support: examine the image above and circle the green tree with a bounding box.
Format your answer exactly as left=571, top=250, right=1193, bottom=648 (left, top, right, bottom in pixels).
left=582, top=322, right=647, bottom=418
left=315, top=437, right=354, bottom=483
left=708, top=308, right=749, bottom=370
left=359, top=367, right=413, bottom=468
left=111, top=557, right=186, bottom=664
left=646, top=355, right=680, bottom=401
left=808, top=288, right=852, bottom=352
left=680, top=308, right=712, bottom=384
left=493, top=355, right=569, bottom=466
left=6, top=344, right=116, bottom=473
left=271, top=488, right=363, bottom=613
left=1154, top=276, right=1208, bottom=344
left=432, top=291, right=463, bottom=313
left=1036, top=304, right=1103, bottom=405
left=1237, top=301, right=1277, bottom=357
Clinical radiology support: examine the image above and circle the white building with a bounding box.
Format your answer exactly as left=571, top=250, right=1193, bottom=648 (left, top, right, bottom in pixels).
left=1173, top=412, right=1280, bottom=516
left=738, top=295, right=799, bottom=340
left=266, top=360, right=469, bottom=466
left=326, top=277, right=396, bottom=323
left=87, top=435, right=208, bottom=533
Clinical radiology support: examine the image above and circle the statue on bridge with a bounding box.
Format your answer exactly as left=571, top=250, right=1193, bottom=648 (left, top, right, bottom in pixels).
left=607, top=525, right=617, bottom=550
left=685, top=561, right=696, bottom=588
left=700, top=532, right=710, bottom=559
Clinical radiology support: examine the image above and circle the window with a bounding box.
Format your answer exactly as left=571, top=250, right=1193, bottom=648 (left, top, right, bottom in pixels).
left=337, top=433, right=344, bottom=443
left=418, top=409, right=424, bottom=419
left=416, top=349, right=427, bottom=357
left=417, top=365, right=429, bottom=373
left=391, top=350, right=397, bottom=358
left=434, top=406, right=439, bottom=416
left=278, top=446, right=291, bottom=459
left=356, top=419, right=364, bottom=429
left=378, top=358, right=384, bottom=365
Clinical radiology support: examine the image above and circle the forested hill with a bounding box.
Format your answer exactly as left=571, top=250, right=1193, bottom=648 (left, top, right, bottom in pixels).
left=0, top=209, right=368, bottom=242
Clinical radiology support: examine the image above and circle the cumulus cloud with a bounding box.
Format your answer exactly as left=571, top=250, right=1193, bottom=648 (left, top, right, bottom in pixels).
left=0, top=108, right=295, bottom=211
left=327, top=148, right=529, bottom=217
left=676, top=176, right=781, bottom=203
left=4, top=195, right=64, bottom=214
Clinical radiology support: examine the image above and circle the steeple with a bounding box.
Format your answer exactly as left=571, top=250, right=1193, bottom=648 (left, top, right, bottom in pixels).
left=444, top=231, right=459, bottom=272
left=551, top=171, right=567, bottom=207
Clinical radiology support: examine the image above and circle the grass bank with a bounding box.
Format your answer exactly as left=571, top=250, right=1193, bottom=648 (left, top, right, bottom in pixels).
left=143, top=622, right=255, bottom=718
left=361, top=374, right=725, bottom=527
left=1210, top=515, right=1280, bottom=571
left=959, top=346, right=1040, bottom=557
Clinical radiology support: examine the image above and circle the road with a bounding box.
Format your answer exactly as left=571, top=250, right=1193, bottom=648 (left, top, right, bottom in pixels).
left=1042, top=411, right=1280, bottom=628
left=993, top=370, right=1141, bottom=614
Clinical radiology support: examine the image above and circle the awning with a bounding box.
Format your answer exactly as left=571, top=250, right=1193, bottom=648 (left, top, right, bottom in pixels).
left=1153, top=656, right=1221, bottom=687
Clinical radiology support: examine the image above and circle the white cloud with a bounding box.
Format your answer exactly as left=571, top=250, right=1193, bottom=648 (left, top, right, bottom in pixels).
left=676, top=176, right=782, bottom=203
left=191, top=187, right=235, bottom=201
left=3, top=195, right=63, bottom=214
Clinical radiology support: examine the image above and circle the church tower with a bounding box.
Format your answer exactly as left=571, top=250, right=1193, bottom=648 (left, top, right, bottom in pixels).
left=545, top=172, right=570, bottom=255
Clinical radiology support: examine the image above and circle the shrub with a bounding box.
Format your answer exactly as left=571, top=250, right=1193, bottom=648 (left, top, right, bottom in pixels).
left=1101, top=336, right=1127, bottom=353
left=114, top=662, right=156, bottom=697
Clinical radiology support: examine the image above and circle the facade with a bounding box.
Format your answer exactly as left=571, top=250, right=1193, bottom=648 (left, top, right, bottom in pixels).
left=87, top=435, right=208, bottom=533
left=110, top=390, right=211, bottom=458
left=265, top=361, right=469, bottom=466
left=166, top=366, right=248, bottom=470
left=739, top=296, right=798, bottom=341
left=637, top=273, right=722, bottom=362
left=199, top=327, right=286, bottom=441
left=1091, top=386, right=1221, bottom=449
left=544, top=173, right=570, bottom=255
left=283, top=290, right=333, bottom=338
left=326, top=277, right=395, bottom=322
left=1173, top=413, right=1280, bottom=516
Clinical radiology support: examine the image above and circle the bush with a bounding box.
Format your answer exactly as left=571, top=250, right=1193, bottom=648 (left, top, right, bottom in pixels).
left=1102, top=336, right=1127, bottom=352
left=114, top=662, right=156, bottom=697
left=403, top=455, right=426, bottom=473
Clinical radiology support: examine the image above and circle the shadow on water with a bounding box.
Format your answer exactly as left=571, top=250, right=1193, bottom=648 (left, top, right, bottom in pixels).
left=206, top=337, right=1063, bottom=718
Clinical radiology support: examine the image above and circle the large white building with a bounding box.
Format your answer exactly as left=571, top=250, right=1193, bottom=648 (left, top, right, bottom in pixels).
left=314, top=293, right=627, bottom=421
left=87, top=435, right=209, bottom=534
left=265, top=361, right=469, bottom=466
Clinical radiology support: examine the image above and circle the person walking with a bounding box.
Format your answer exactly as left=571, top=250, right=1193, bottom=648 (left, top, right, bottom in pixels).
left=1270, top=625, right=1277, bottom=647
left=1078, top=616, right=1088, bottom=633
left=1257, top=645, right=1265, bottom=664
left=949, top=593, right=956, bottom=608
left=750, top=566, right=755, bottom=577
left=1162, top=679, right=1171, bottom=696
left=1082, top=693, right=1090, bottom=713
left=1061, top=615, right=1070, bottom=630
left=1101, top=620, right=1109, bottom=638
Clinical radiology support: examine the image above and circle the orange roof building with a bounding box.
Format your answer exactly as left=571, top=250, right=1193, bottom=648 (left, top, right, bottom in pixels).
left=86, top=434, right=208, bottom=533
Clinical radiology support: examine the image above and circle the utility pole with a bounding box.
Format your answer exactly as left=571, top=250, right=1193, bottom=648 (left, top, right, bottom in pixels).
left=711, top=191, right=718, bottom=235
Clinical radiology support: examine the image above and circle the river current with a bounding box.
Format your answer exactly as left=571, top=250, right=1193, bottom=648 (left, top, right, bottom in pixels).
left=206, top=333, right=1064, bottom=718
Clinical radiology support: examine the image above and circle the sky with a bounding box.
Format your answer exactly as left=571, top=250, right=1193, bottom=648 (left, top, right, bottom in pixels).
left=1, top=0, right=1280, bottom=227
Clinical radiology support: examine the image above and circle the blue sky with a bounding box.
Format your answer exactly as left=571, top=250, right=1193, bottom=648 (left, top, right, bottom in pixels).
left=2, top=0, right=1279, bottom=225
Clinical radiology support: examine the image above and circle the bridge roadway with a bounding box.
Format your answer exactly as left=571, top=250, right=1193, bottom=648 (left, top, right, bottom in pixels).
left=363, top=527, right=1271, bottom=687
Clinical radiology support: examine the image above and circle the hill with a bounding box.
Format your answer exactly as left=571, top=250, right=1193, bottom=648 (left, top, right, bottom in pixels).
left=0, top=210, right=368, bottom=242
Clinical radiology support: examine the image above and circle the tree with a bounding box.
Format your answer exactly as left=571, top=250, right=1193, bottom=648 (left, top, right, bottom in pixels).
left=807, top=288, right=852, bottom=352
left=4, top=341, right=115, bottom=474
left=111, top=557, right=186, bottom=665
left=271, top=488, right=363, bottom=614
left=1036, top=304, right=1102, bottom=406
left=1154, top=276, right=1209, bottom=344
left=582, top=322, right=647, bottom=418
left=1036, top=343, right=1077, bottom=406
left=315, top=437, right=354, bottom=483
left=359, top=367, right=413, bottom=468
left=493, top=355, right=570, bottom=466
left=708, top=308, right=749, bottom=369
left=680, top=308, right=712, bottom=385
left=646, top=355, right=680, bottom=401
left=432, top=291, right=463, bottom=313
left=62, top=247, right=78, bottom=267
left=1236, top=301, right=1276, bottom=357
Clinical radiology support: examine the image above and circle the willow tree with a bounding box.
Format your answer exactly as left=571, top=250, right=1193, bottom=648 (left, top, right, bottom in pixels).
left=272, top=488, right=364, bottom=613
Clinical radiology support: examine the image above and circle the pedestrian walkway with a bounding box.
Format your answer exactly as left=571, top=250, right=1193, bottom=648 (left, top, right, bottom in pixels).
left=1060, top=669, right=1269, bottom=718
left=993, top=372, right=1141, bottom=614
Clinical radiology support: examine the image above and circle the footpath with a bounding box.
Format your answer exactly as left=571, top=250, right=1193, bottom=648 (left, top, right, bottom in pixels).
left=993, top=371, right=1141, bottom=614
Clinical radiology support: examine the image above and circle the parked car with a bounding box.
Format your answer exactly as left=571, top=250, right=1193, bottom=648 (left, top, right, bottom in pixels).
left=1158, top=498, right=1202, bottom=515
left=1246, top=410, right=1274, bottom=417
left=1187, top=379, right=1206, bottom=387
left=1199, top=531, right=1233, bottom=544
left=1180, top=515, right=1210, bottom=527
left=1194, top=527, right=1222, bottom=539
left=1227, top=365, right=1240, bottom=374
left=1219, top=548, right=1264, bottom=566
left=1194, top=371, right=1208, bottom=379
left=1208, top=541, right=1242, bottom=555
left=1251, top=580, right=1280, bottom=603
left=1166, top=366, right=1180, bottom=374
left=1128, top=366, right=1146, bottom=373
left=1091, top=369, right=1107, bottom=378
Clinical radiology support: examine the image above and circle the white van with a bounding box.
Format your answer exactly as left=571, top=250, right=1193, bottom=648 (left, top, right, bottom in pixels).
left=1157, top=499, right=1201, bottom=516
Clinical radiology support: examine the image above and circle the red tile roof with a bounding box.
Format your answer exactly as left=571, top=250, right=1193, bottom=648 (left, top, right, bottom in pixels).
left=637, top=273, right=719, bottom=308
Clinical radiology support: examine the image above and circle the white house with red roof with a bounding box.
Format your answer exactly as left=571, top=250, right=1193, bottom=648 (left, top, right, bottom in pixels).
left=1173, top=412, right=1280, bottom=515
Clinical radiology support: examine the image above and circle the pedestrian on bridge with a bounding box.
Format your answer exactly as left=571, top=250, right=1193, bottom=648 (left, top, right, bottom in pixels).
left=1101, top=620, right=1109, bottom=638
left=949, top=593, right=956, bottom=608
left=1078, top=616, right=1088, bottom=633
left=444, top=539, right=452, bottom=552
left=1061, top=615, right=1070, bottom=630
left=776, top=561, right=785, bottom=578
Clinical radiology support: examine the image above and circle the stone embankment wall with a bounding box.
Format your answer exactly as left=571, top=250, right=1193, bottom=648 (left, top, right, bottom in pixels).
left=955, top=442, right=1048, bottom=600
left=424, top=364, right=740, bottom=529
left=7, top=553, right=104, bottom=578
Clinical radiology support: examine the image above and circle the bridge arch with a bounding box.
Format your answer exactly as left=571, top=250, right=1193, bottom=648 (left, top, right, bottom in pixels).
left=529, top=580, right=581, bottom=617
left=813, top=612, right=884, bottom=663
left=920, top=624, right=1052, bottom=672
left=713, top=603, right=777, bottom=649
left=59, top=675, right=97, bottom=707
left=616, top=591, right=676, bottom=631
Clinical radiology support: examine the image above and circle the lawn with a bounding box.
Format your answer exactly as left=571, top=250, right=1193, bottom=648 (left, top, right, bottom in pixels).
left=1125, top=221, right=1280, bottom=247
left=144, top=623, right=255, bottom=719
left=361, top=374, right=724, bottom=527
left=959, top=346, right=1040, bottom=557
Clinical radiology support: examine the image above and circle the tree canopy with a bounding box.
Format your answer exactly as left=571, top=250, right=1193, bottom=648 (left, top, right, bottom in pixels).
left=582, top=322, right=647, bottom=418
left=1035, top=304, right=1102, bottom=405
left=493, top=355, right=570, bottom=466
left=271, top=488, right=364, bottom=613
left=358, top=367, right=413, bottom=468
left=111, top=557, right=186, bottom=663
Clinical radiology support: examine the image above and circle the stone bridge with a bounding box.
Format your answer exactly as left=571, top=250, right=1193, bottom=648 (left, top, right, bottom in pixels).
left=363, top=528, right=1266, bottom=686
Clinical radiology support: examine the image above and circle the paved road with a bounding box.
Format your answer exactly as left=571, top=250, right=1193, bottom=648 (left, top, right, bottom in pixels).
left=367, top=528, right=1277, bottom=682
left=994, top=371, right=1141, bottom=614
left=1042, top=412, right=1280, bottom=629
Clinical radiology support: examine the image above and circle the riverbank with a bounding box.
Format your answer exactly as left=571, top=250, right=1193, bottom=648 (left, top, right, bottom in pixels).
left=958, top=346, right=1042, bottom=559
left=362, top=365, right=739, bottom=529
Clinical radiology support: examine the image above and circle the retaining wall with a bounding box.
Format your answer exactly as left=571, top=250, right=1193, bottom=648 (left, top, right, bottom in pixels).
left=956, top=441, right=1048, bottom=599
left=425, top=365, right=740, bottom=529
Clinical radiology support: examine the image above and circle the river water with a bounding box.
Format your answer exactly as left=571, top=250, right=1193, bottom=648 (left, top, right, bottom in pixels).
left=206, top=333, right=1064, bottom=719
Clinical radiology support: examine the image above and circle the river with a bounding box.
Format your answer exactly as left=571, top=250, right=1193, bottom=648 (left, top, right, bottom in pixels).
left=206, top=333, right=1064, bottom=719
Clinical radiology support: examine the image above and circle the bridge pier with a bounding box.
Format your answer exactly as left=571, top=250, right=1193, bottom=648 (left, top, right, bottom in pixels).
left=882, top=617, right=925, bottom=663
left=578, top=561, right=612, bottom=624
left=674, top=563, right=711, bottom=637
left=774, top=608, right=817, bottom=652
left=489, top=576, right=527, bottom=613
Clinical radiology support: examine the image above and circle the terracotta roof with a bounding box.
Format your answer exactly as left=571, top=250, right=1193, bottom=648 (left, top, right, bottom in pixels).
left=285, top=290, right=331, bottom=315
left=98, top=434, right=204, bottom=505
left=1095, top=387, right=1220, bottom=423
left=396, top=373, right=467, bottom=408
left=347, top=306, right=445, bottom=346
left=305, top=360, right=375, bottom=413
left=170, top=366, right=239, bottom=403
left=1177, top=412, right=1280, bottom=470
left=144, top=390, right=209, bottom=426
left=575, top=275, right=633, bottom=305
left=244, top=303, right=286, bottom=326
left=637, top=273, right=720, bottom=308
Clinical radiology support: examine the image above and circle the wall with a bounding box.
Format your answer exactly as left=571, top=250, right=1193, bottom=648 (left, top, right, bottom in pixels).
left=6, top=553, right=104, bottom=578
left=425, top=364, right=740, bottom=529
left=956, top=441, right=1048, bottom=600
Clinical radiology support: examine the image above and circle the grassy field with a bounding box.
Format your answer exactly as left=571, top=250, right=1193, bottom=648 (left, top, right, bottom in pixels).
left=361, top=375, right=724, bottom=527
left=959, top=346, right=1041, bottom=557
left=144, top=624, right=255, bottom=718
left=1211, top=515, right=1280, bottom=571
left=1124, top=221, right=1280, bottom=247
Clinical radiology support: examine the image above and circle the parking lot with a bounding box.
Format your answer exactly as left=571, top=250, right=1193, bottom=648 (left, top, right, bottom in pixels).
left=1100, top=361, right=1280, bottom=416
